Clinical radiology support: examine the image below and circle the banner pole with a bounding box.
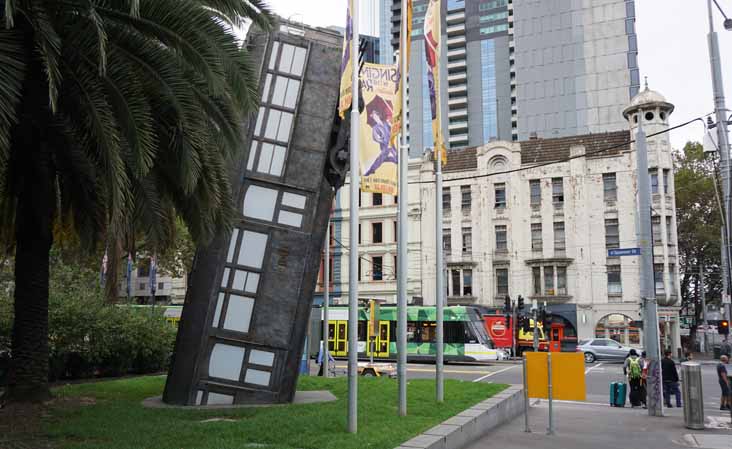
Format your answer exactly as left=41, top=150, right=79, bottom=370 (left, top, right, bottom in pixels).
left=347, top=0, right=360, bottom=434
left=397, top=0, right=409, bottom=418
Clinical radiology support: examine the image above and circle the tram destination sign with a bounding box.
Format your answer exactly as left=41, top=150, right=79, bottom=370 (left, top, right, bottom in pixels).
left=607, top=248, right=641, bottom=257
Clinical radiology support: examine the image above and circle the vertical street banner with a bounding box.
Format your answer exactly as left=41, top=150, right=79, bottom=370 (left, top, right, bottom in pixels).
left=390, top=0, right=413, bottom=147
left=359, top=63, right=399, bottom=195
left=150, top=254, right=157, bottom=297
left=338, top=0, right=355, bottom=118
left=424, top=0, right=446, bottom=164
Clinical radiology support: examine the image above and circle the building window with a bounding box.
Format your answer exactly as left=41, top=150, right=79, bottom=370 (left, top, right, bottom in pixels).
left=663, top=169, right=670, bottom=194
left=372, top=192, right=382, bottom=206
left=451, top=269, right=461, bottom=296
left=607, top=265, right=622, bottom=295
left=442, top=187, right=451, bottom=212
left=372, top=256, right=383, bottom=281
left=358, top=191, right=362, bottom=207
left=652, top=216, right=662, bottom=244
left=552, top=178, right=564, bottom=205
left=372, top=222, right=383, bottom=244
left=393, top=255, right=398, bottom=280
left=495, top=225, right=507, bottom=252
left=394, top=194, right=398, bottom=205
left=531, top=223, right=542, bottom=251
left=496, top=268, right=508, bottom=296
left=443, top=229, right=451, bottom=254
left=544, top=266, right=555, bottom=295
left=358, top=224, right=361, bottom=244
left=554, top=222, right=565, bottom=253
left=495, top=183, right=506, bottom=208
left=158, top=282, right=165, bottom=290
left=394, top=221, right=398, bottom=242
left=666, top=216, right=673, bottom=244
left=139, top=282, right=146, bottom=290
left=669, top=264, right=677, bottom=293
left=463, top=269, right=473, bottom=296
left=530, top=180, right=541, bottom=206
left=654, top=264, right=665, bottom=295
left=462, top=227, right=472, bottom=254
left=557, top=267, right=567, bottom=295
left=605, top=219, right=619, bottom=249
left=532, top=267, right=541, bottom=295
left=358, top=258, right=362, bottom=281
left=650, top=169, right=659, bottom=194
left=603, top=173, right=617, bottom=202
left=461, top=185, right=471, bottom=211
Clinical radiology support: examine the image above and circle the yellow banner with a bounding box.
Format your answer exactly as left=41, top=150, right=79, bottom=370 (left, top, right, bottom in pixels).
left=390, top=0, right=412, bottom=147
left=338, top=0, right=354, bottom=119
left=359, top=63, right=399, bottom=195
left=424, top=0, right=446, bottom=164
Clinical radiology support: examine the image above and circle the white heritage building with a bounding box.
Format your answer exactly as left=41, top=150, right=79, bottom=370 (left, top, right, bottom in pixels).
left=321, top=86, right=681, bottom=353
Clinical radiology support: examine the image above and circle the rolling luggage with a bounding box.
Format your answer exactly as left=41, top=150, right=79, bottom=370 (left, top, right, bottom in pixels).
left=610, top=382, right=626, bottom=407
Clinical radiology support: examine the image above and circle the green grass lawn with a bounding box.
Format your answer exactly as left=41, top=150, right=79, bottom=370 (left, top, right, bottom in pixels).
left=44, top=375, right=506, bottom=449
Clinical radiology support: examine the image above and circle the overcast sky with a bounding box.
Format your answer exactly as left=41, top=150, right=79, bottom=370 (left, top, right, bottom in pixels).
left=267, top=0, right=732, bottom=150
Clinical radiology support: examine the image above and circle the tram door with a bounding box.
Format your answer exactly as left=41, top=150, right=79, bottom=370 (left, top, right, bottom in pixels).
left=367, top=321, right=390, bottom=358
left=331, top=320, right=348, bottom=356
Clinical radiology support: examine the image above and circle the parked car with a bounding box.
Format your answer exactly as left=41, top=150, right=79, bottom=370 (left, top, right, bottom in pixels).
left=576, top=338, right=641, bottom=363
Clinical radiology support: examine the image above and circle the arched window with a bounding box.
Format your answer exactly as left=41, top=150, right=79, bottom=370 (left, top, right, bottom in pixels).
left=594, top=314, right=640, bottom=346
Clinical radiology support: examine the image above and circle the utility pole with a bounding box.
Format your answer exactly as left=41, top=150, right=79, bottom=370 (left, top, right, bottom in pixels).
left=323, top=223, right=330, bottom=377
left=637, top=115, right=663, bottom=417
left=724, top=227, right=730, bottom=321
left=708, top=0, right=732, bottom=325
left=435, top=154, right=444, bottom=403
left=348, top=0, right=360, bottom=433
left=700, top=263, right=707, bottom=353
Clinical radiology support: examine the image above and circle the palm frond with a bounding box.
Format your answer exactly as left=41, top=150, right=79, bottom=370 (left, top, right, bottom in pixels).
left=0, top=25, right=25, bottom=170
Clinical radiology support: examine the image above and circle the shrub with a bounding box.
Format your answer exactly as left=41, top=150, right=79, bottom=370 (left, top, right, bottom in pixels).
left=0, top=256, right=177, bottom=381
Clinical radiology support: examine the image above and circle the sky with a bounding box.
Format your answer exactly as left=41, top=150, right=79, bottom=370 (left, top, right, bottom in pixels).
left=267, top=0, right=732, bottom=150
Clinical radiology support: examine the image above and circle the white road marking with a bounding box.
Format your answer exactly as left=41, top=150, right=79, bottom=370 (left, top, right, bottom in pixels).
left=472, top=365, right=517, bottom=382
left=585, top=362, right=604, bottom=375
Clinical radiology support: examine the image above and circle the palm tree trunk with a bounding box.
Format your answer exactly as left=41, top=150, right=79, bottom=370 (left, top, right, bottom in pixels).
left=6, top=22, right=55, bottom=401
left=8, top=147, right=54, bottom=401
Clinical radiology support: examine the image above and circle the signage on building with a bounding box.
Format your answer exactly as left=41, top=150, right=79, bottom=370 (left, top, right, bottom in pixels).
left=607, top=248, right=641, bottom=257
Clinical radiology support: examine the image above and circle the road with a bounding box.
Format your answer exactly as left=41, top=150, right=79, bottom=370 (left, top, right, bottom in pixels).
left=313, top=359, right=730, bottom=418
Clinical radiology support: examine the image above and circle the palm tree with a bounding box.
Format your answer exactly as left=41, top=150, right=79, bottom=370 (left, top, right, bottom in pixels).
left=0, top=0, right=270, bottom=402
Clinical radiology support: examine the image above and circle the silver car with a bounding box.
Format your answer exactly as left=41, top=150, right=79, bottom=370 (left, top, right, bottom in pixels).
left=576, top=338, right=640, bottom=363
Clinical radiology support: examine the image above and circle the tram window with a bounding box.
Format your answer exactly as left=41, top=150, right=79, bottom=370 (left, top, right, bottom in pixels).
left=358, top=321, right=367, bottom=341
left=420, top=323, right=437, bottom=343
left=407, top=322, right=419, bottom=342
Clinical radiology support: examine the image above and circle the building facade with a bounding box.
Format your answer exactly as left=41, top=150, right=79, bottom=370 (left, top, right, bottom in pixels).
left=326, top=86, right=681, bottom=352
left=379, top=0, right=639, bottom=152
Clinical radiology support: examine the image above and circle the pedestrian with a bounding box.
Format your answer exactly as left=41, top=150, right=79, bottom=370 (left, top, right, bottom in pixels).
left=640, top=350, right=649, bottom=409
left=682, top=352, right=693, bottom=363
left=661, top=350, right=682, bottom=408
left=718, top=355, right=730, bottom=411
left=624, top=349, right=643, bottom=408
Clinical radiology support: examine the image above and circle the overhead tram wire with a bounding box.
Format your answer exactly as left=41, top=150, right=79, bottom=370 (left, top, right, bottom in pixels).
left=409, top=114, right=714, bottom=185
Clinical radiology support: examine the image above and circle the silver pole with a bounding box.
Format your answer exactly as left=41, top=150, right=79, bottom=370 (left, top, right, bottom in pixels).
left=348, top=0, right=360, bottom=433
left=522, top=355, right=530, bottom=433
left=708, top=0, right=732, bottom=325
left=323, top=223, right=330, bottom=377
left=435, top=155, right=444, bottom=402
left=397, top=0, right=409, bottom=418
left=700, top=263, right=707, bottom=353
left=637, top=114, right=663, bottom=417
left=533, top=306, right=539, bottom=352
left=547, top=353, right=554, bottom=435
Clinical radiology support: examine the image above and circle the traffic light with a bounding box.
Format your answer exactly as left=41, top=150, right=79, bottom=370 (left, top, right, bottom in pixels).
left=719, top=320, right=730, bottom=336
left=503, top=295, right=511, bottom=313
left=521, top=316, right=531, bottom=333
left=517, top=295, right=525, bottom=311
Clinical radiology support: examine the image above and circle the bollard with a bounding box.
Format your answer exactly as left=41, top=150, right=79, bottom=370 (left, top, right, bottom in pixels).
left=681, top=362, right=704, bottom=430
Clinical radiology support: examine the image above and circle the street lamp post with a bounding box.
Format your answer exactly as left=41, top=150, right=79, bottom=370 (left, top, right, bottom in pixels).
left=707, top=0, right=732, bottom=325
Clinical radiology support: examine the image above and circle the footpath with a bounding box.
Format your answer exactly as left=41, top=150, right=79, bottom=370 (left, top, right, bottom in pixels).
left=466, top=399, right=732, bottom=449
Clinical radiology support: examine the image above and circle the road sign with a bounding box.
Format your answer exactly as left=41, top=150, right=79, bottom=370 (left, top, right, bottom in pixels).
left=608, top=247, right=641, bottom=257
left=525, top=352, right=586, bottom=401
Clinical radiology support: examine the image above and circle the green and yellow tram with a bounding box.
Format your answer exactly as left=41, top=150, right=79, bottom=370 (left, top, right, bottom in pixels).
left=310, top=304, right=506, bottom=362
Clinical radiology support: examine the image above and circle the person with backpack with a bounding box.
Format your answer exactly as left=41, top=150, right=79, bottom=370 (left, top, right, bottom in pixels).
left=662, top=350, right=681, bottom=408
left=624, top=349, right=644, bottom=407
